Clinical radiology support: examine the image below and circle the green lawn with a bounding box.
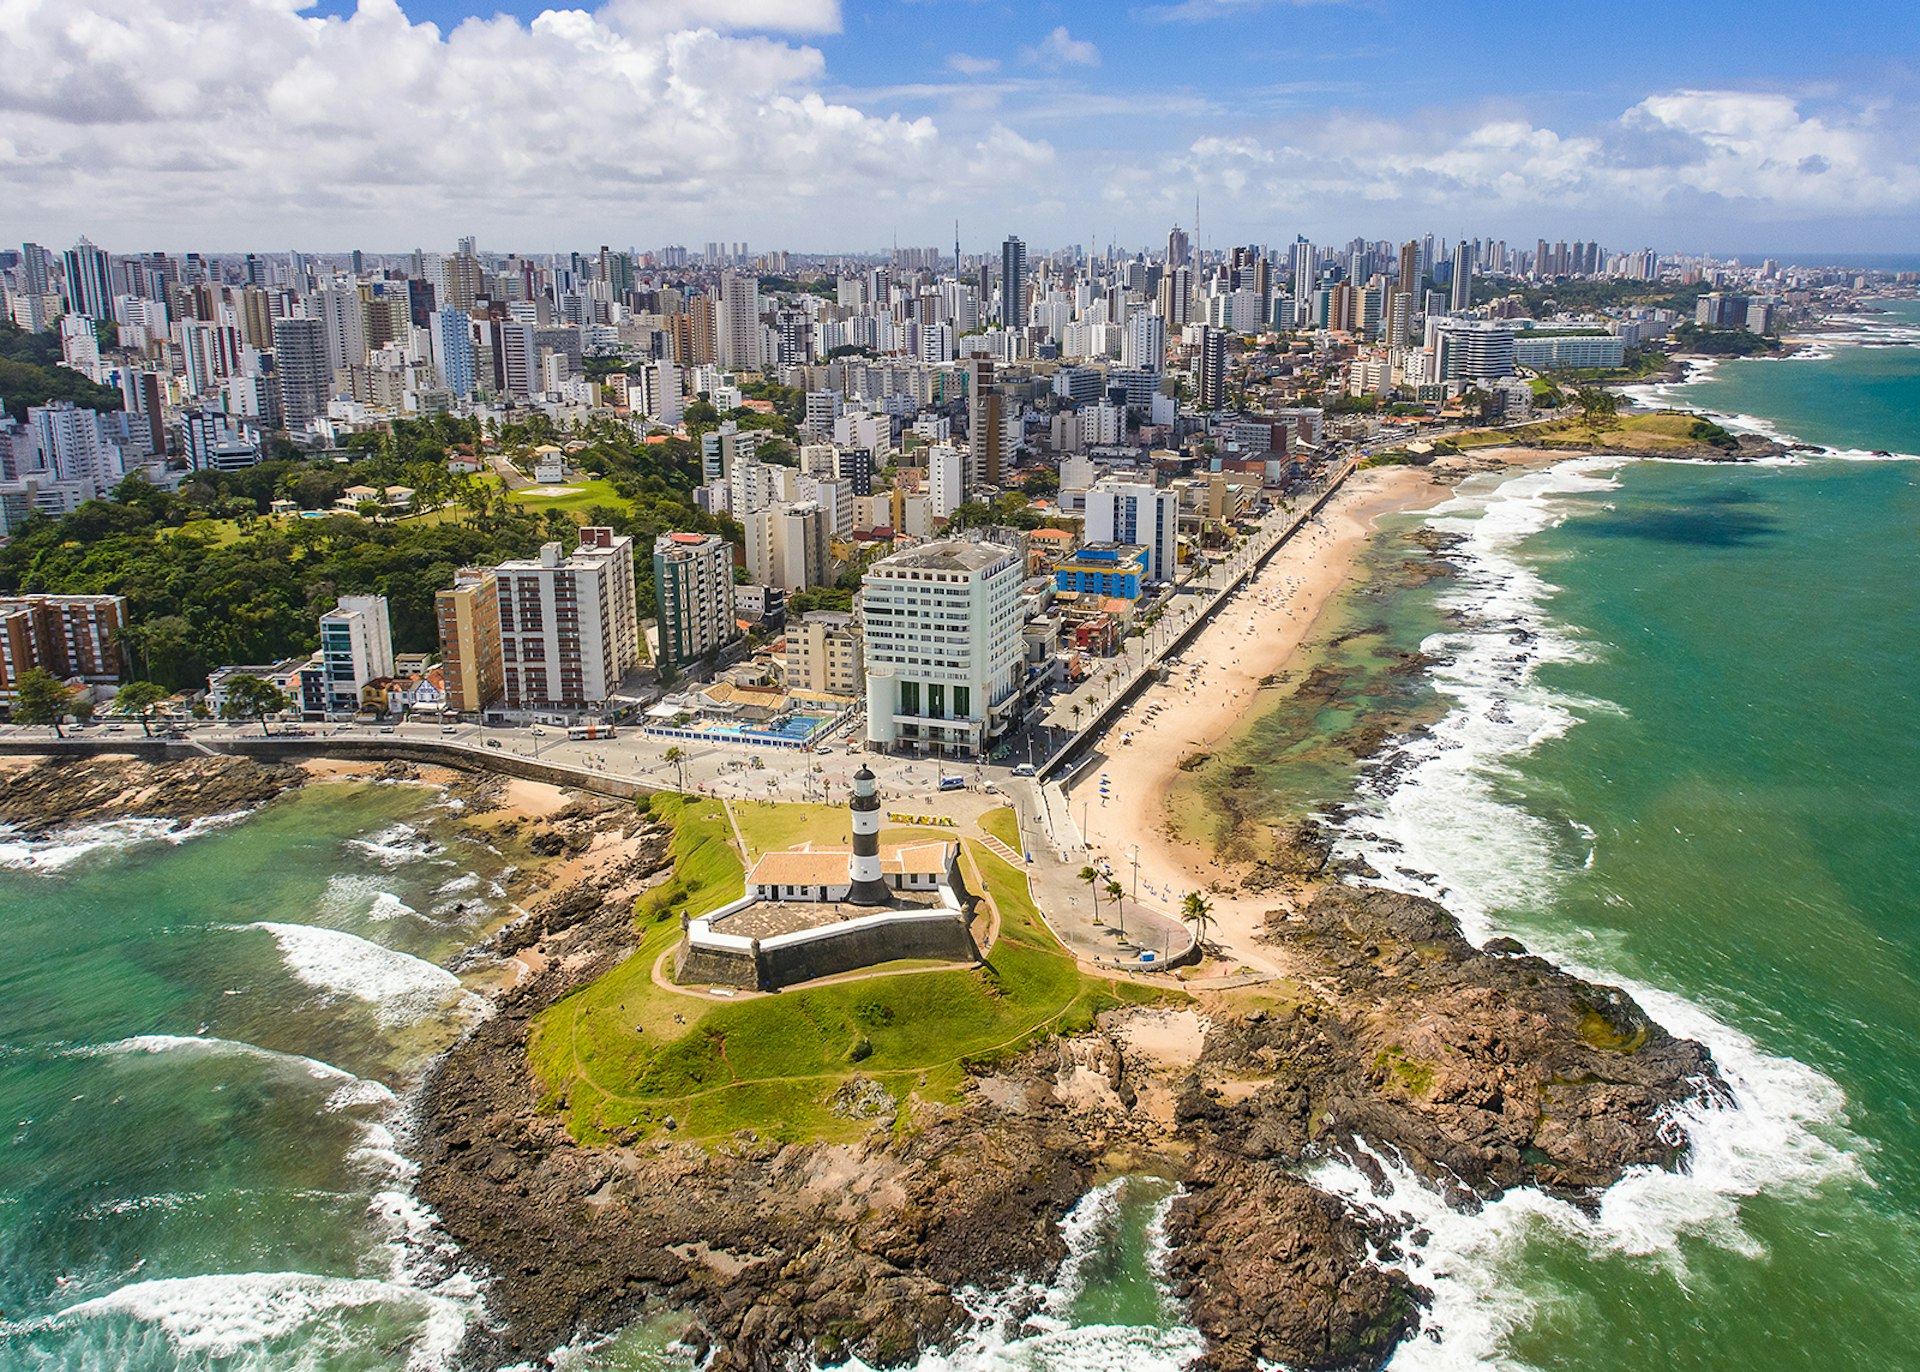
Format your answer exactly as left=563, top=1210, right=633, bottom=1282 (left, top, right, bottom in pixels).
left=527, top=796, right=1170, bottom=1146
left=1453, top=410, right=1736, bottom=454
left=978, top=806, right=1021, bottom=852
left=505, top=477, right=632, bottom=516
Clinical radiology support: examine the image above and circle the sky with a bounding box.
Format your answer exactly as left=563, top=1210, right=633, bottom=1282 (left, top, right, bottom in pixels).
left=3, top=0, right=1918, bottom=257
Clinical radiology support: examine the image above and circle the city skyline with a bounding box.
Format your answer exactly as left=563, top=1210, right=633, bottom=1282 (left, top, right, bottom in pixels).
left=3, top=0, right=1917, bottom=254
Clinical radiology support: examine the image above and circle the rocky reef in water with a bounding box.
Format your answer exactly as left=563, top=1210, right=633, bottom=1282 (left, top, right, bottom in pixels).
left=0, top=753, right=307, bottom=828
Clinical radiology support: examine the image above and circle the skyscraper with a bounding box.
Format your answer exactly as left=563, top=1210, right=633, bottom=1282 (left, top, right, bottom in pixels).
left=271, top=316, right=330, bottom=434
left=1167, top=226, right=1191, bottom=270
left=1290, top=239, right=1315, bottom=326
left=1196, top=326, right=1227, bottom=411
left=1398, top=240, right=1421, bottom=298
left=718, top=269, right=763, bottom=369
left=653, top=532, right=740, bottom=670
left=61, top=237, right=112, bottom=321
left=1449, top=240, right=1475, bottom=313
left=999, top=236, right=1027, bottom=329
left=964, top=357, right=1002, bottom=491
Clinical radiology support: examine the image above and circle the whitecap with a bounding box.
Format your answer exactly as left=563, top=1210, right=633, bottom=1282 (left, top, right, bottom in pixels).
left=47, top=1271, right=474, bottom=1371
left=74, top=1034, right=393, bottom=1105
left=0, top=812, right=249, bottom=874
left=1324, top=457, right=1865, bottom=1364
left=241, top=922, right=484, bottom=1028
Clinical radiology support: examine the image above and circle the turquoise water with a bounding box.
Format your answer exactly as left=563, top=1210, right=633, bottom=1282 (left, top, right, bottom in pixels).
left=1634, top=297, right=1920, bottom=457
left=0, top=783, right=511, bottom=1368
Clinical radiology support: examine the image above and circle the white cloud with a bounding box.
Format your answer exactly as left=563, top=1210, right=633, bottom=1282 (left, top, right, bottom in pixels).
left=1022, top=25, right=1101, bottom=69
left=946, top=52, right=1000, bottom=75
left=0, top=0, right=932, bottom=247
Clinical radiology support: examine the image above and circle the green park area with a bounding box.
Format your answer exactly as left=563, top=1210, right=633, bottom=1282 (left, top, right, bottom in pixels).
left=503, top=477, right=633, bottom=517
left=1451, top=409, right=1743, bottom=455
left=526, top=794, right=1169, bottom=1146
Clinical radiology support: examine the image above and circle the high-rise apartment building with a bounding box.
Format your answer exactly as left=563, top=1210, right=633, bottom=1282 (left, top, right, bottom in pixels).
left=1122, top=310, right=1167, bottom=373
left=927, top=443, right=965, bottom=521
left=784, top=610, right=862, bottom=697
left=1166, top=225, right=1191, bottom=270
left=861, top=540, right=1025, bottom=759
left=1084, top=477, right=1181, bottom=582
left=1195, top=326, right=1227, bottom=412
left=746, top=502, right=831, bottom=593
left=316, top=284, right=368, bottom=374
left=964, top=357, right=1002, bottom=491
left=652, top=532, right=739, bottom=671
left=61, top=238, right=112, bottom=321
left=1291, top=240, right=1315, bottom=325
left=999, top=236, right=1027, bottom=328
left=494, top=528, right=639, bottom=711
left=1450, top=240, right=1476, bottom=313
left=305, top=594, right=394, bottom=717
left=0, top=594, right=126, bottom=702
left=435, top=568, right=504, bottom=715
left=272, top=316, right=331, bottom=433
left=717, top=270, right=763, bottom=370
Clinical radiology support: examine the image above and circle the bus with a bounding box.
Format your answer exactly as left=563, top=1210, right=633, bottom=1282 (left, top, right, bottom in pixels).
left=566, top=724, right=617, bottom=741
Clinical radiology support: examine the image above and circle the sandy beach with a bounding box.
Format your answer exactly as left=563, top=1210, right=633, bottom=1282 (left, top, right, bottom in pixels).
left=1061, top=448, right=1569, bottom=974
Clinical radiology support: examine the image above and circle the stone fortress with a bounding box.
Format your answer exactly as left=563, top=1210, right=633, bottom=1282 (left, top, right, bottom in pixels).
left=673, top=766, right=979, bottom=990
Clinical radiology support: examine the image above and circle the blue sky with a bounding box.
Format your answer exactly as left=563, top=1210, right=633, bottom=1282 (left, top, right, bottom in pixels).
left=6, top=0, right=1918, bottom=253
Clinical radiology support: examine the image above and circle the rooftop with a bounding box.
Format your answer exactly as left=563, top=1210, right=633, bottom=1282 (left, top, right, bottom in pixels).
left=874, top=539, right=1016, bottom=574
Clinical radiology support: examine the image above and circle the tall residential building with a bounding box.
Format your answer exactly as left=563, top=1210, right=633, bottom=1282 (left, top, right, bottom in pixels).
left=272, top=316, right=331, bottom=433
left=746, top=502, right=831, bottom=593
left=1122, top=309, right=1167, bottom=373
left=306, top=594, right=395, bottom=717
left=1431, top=319, right=1515, bottom=381
left=784, top=610, right=862, bottom=697
left=860, top=539, right=1025, bottom=759
left=1195, top=326, right=1227, bottom=412
left=999, top=235, right=1027, bottom=328
left=435, top=568, right=504, bottom=714
left=61, top=238, right=112, bottom=321
left=964, top=356, right=1002, bottom=491
left=1166, top=225, right=1191, bottom=270
left=429, top=307, right=476, bottom=398
left=1158, top=265, right=1193, bottom=327
left=1450, top=240, right=1476, bottom=313
left=1398, top=240, right=1421, bottom=298
left=717, top=270, right=763, bottom=370
left=1290, top=240, right=1315, bottom=324
left=0, top=594, right=127, bottom=702
left=18, top=242, right=50, bottom=298
left=316, top=284, right=368, bottom=374
left=927, top=443, right=965, bottom=521
left=1084, top=477, right=1181, bottom=582
left=495, top=528, right=639, bottom=711
left=500, top=321, right=538, bottom=399
left=653, top=532, right=740, bottom=671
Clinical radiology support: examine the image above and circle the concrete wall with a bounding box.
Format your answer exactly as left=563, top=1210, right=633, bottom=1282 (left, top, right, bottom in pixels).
left=675, top=914, right=977, bottom=992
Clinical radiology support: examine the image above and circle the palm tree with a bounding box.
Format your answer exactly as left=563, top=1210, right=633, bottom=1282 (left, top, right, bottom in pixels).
left=1181, top=890, right=1214, bottom=953
left=1105, top=879, right=1126, bottom=936
left=1070, top=703, right=1083, bottom=728
left=1078, top=865, right=1102, bottom=924
left=664, top=745, right=686, bottom=793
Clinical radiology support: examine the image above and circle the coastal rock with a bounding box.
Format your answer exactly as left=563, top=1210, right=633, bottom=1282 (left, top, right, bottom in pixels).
left=1221, top=884, right=1719, bottom=1195
left=1165, top=1155, right=1423, bottom=1371
left=0, top=754, right=304, bottom=828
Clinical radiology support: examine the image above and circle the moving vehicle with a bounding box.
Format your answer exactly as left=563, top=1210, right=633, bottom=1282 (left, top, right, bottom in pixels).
left=938, top=775, right=965, bottom=791
left=566, top=724, right=615, bottom=740
left=1011, top=763, right=1036, bottom=777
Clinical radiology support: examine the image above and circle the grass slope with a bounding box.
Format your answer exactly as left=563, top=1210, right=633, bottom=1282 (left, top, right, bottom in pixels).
left=528, top=796, right=1167, bottom=1146
left=1451, top=411, right=1739, bottom=454
left=504, top=477, right=632, bottom=515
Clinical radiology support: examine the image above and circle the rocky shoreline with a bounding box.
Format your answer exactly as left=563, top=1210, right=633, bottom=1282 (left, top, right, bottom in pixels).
left=0, top=753, right=309, bottom=829
left=404, top=797, right=1722, bottom=1371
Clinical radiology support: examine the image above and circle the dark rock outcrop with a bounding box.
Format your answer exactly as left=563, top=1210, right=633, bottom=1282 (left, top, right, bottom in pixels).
left=0, top=754, right=304, bottom=828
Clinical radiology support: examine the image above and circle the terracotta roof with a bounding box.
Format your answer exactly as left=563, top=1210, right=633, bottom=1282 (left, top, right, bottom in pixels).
left=747, top=841, right=953, bottom=888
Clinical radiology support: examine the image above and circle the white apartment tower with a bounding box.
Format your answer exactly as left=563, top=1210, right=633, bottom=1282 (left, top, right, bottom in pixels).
left=746, top=502, right=831, bottom=593
left=494, top=527, right=639, bottom=711
left=1084, top=477, right=1180, bottom=582
left=717, top=270, right=764, bottom=370
left=861, top=539, right=1025, bottom=759
left=652, top=532, right=739, bottom=671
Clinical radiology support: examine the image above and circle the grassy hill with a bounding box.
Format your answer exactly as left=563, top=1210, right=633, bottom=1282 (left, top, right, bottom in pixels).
left=527, top=795, right=1171, bottom=1146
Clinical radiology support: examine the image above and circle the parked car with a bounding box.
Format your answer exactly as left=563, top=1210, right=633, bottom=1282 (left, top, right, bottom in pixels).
left=1011, top=763, right=1036, bottom=777
left=485, top=739, right=503, bottom=749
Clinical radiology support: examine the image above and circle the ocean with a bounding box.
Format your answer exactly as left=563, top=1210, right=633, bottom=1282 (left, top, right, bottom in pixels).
left=0, top=782, right=512, bottom=1369
left=4, top=300, right=1920, bottom=1369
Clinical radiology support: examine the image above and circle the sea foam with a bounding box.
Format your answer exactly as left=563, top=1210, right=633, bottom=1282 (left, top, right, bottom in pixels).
left=1325, top=458, right=1864, bottom=1367
left=242, top=922, right=485, bottom=1028
left=0, top=812, right=248, bottom=874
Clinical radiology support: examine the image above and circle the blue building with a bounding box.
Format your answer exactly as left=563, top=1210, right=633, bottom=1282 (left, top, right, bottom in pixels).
left=1054, top=543, right=1147, bottom=601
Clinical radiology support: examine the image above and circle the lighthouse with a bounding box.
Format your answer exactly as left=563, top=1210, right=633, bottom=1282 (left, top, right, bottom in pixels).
left=846, top=765, right=890, bottom=905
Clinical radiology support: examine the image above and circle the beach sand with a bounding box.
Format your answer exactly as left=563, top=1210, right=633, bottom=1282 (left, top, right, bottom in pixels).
left=1062, top=449, right=1567, bottom=975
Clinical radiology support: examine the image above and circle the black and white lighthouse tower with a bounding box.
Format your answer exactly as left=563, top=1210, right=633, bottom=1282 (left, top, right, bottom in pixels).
left=846, top=765, right=890, bottom=905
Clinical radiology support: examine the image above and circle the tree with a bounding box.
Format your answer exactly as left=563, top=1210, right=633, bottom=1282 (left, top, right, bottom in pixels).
left=220, top=674, right=289, bottom=735
left=1078, top=865, right=1102, bottom=924
left=1574, top=386, right=1619, bottom=431
left=1181, top=890, right=1215, bottom=952
left=1105, top=879, right=1127, bottom=936
left=114, top=680, right=170, bottom=737
left=664, top=745, right=686, bottom=793
left=13, top=668, right=74, bottom=735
